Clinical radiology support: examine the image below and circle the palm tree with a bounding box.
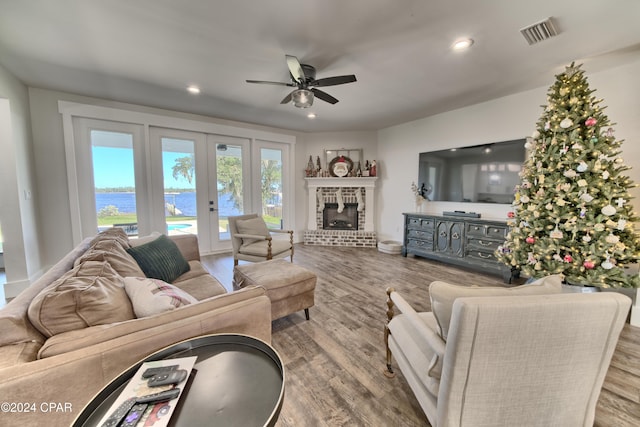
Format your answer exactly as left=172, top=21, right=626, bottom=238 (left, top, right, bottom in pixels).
left=172, top=155, right=194, bottom=184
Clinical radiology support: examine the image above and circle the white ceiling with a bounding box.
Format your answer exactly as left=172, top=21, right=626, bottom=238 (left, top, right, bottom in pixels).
left=1, top=0, right=639, bottom=132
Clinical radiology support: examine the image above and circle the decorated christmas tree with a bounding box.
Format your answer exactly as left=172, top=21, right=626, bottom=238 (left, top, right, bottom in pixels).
left=497, top=63, right=640, bottom=288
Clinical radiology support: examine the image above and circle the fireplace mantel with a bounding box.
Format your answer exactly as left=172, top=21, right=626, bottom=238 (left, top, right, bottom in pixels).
left=305, top=177, right=377, bottom=231
left=305, top=177, right=378, bottom=189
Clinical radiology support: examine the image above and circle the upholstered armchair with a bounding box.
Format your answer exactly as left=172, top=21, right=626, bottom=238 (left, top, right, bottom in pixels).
left=384, top=276, right=631, bottom=427
left=228, top=214, right=294, bottom=266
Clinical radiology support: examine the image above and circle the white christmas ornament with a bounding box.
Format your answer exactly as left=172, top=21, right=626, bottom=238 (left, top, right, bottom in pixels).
left=564, top=170, right=577, bottom=178
left=577, top=179, right=588, bottom=187
left=601, top=205, right=616, bottom=216
left=560, top=118, right=573, bottom=128
left=602, top=171, right=610, bottom=179
left=532, top=130, right=540, bottom=139
left=601, top=260, right=614, bottom=270
left=577, top=162, right=588, bottom=172
left=617, top=219, right=627, bottom=230
left=582, top=234, right=592, bottom=243
left=605, top=233, right=620, bottom=244
left=550, top=227, right=563, bottom=239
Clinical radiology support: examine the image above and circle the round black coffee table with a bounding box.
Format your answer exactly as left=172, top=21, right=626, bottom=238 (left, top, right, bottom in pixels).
left=72, top=334, right=284, bottom=426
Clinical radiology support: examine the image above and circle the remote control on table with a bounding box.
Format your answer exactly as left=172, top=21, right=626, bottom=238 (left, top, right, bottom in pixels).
left=147, top=369, right=188, bottom=387
left=121, top=403, right=148, bottom=427
left=141, top=364, right=179, bottom=379
left=136, top=387, right=181, bottom=404
left=101, top=388, right=180, bottom=427
left=100, top=398, right=137, bottom=427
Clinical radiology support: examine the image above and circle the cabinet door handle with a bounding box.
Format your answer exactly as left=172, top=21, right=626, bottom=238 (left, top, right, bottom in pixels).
left=440, top=231, right=447, bottom=237
left=478, top=240, right=492, bottom=246
left=477, top=252, right=492, bottom=259
left=452, top=232, right=460, bottom=239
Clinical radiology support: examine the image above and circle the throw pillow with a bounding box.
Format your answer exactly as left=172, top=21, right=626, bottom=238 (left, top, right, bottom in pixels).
left=125, top=234, right=190, bottom=283
left=429, top=275, right=563, bottom=341
left=236, top=217, right=270, bottom=245
left=27, top=261, right=135, bottom=337
left=123, top=277, right=198, bottom=318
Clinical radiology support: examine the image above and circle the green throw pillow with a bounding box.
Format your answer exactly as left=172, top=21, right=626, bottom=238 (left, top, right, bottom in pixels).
left=126, top=234, right=190, bottom=283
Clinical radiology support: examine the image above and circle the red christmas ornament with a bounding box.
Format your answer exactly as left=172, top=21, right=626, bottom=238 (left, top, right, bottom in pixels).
left=583, top=260, right=595, bottom=269
left=525, top=236, right=535, bottom=244
left=507, top=211, right=515, bottom=218
left=563, top=254, right=573, bottom=263
left=585, top=117, right=597, bottom=127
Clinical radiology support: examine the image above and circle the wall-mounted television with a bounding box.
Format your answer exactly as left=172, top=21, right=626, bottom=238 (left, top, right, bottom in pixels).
left=418, top=138, right=526, bottom=204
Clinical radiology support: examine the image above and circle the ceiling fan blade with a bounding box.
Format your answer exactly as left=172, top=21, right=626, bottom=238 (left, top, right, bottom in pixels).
left=280, top=91, right=294, bottom=104
left=311, top=88, right=339, bottom=104
left=286, top=55, right=305, bottom=83
left=312, top=75, right=357, bottom=87
left=246, top=79, right=294, bottom=87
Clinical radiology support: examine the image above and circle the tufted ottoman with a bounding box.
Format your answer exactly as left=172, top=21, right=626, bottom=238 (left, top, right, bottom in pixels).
left=233, top=259, right=316, bottom=320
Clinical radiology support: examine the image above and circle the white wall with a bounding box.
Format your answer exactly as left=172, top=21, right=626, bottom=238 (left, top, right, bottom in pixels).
left=0, top=64, right=42, bottom=297
left=295, top=131, right=378, bottom=232
left=377, top=58, right=640, bottom=243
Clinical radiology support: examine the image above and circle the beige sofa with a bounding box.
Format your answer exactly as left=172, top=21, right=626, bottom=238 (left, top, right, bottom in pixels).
left=0, top=229, right=271, bottom=427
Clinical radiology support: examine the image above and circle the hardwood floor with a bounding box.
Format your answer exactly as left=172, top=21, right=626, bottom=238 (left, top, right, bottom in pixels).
left=202, top=244, right=640, bottom=427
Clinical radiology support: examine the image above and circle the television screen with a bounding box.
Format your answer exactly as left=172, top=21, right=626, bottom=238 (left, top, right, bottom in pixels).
left=418, top=138, right=526, bottom=204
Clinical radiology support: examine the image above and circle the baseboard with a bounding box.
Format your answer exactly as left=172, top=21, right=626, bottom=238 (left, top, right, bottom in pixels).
left=4, top=279, right=30, bottom=299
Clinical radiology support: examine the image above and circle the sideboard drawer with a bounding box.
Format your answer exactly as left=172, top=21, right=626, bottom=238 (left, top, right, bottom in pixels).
left=407, top=238, right=433, bottom=251
left=466, top=237, right=502, bottom=252
left=466, top=223, right=508, bottom=239
left=408, top=217, right=435, bottom=230
left=408, top=229, right=433, bottom=240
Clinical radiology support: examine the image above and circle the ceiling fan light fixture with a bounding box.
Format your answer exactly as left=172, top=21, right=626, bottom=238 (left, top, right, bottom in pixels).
left=292, top=89, right=314, bottom=108
left=186, top=85, right=201, bottom=94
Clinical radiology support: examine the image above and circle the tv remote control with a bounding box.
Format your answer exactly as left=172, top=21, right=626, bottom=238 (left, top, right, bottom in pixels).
left=101, top=397, right=137, bottom=427
left=136, top=387, right=181, bottom=404
left=147, top=369, right=187, bottom=387
left=141, top=364, right=179, bottom=379
left=121, top=403, right=148, bottom=427
left=101, top=389, right=180, bottom=427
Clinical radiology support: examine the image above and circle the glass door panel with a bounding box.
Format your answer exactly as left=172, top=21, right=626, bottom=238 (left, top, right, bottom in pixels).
left=260, top=148, right=283, bottom=229
left=215, top=144, right=245, bottom=241
left=161, top=137, right=197, bottom=236
left=91, top=130, right=138, bottom=236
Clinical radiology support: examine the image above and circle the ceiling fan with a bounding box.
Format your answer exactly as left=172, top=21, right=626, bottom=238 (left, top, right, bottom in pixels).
left=246, top=55, right=357, bottom=108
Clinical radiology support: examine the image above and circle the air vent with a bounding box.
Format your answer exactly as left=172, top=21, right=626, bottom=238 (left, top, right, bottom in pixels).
left=520, top=17, right=558, bottom=45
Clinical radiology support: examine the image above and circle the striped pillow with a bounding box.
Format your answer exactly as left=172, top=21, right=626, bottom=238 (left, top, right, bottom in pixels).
left=126, top=234, right=190, bottom=283
left=123, top=277, right=198, bottom=318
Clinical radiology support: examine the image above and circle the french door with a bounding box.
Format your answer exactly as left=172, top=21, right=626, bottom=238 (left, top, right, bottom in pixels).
left=150, top=128, right=250, bottom=253
left=68, top=117, right=291, bottom=254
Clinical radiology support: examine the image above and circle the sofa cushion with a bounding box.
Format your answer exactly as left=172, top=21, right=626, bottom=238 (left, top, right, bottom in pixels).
left=172, top=261, right=227, bottom=300
left=90, top=227, right=130, bottom=248
left=0, top=341, right=42, bottom=369
left=28, top=261, right=135, bottom=337
left=126, top=234, right=190, bottom=283
left=123, top=277, right=198, bottom=318
left=75, top=238, right=145, bottom=278
left=236, top=217, right=270, bottom=244
left=429, top=275, right=563, bottom=340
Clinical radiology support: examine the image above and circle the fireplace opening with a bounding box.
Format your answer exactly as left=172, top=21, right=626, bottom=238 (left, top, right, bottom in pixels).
left=323, top=203, right=359, bottom=230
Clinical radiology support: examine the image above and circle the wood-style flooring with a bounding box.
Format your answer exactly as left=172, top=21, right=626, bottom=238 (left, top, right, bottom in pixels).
left=202, top=244, right=640, bottom=427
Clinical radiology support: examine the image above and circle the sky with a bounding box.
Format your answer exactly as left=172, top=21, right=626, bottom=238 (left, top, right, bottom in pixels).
left=92, top=132, right=194, bottom=189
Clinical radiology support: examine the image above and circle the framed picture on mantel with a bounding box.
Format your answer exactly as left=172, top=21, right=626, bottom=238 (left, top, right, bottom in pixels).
left=324, top=148, right=363, bottom=177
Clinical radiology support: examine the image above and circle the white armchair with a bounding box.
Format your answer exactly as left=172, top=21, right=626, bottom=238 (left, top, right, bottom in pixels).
left=228, top=214, right=294, bottom=266
left=384, top=277, right=631, bottom=427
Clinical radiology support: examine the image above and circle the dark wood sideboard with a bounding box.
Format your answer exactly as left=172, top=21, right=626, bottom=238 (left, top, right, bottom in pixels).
left=402, top=213, right=515, bottom=283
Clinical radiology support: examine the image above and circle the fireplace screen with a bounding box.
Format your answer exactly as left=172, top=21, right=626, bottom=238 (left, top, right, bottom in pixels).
left=323, top=203, right=359, bottom=230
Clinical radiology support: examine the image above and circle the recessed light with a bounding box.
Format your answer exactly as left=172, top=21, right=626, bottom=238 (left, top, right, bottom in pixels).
left=187, top=85, right=201, bottom=94
left=307, top=112, right=317, bottom=119
left=452, top=38, right=474, bottom=51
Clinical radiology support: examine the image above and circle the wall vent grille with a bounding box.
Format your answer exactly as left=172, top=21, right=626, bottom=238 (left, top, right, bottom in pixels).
left=520, top=18, right=558, bottom=45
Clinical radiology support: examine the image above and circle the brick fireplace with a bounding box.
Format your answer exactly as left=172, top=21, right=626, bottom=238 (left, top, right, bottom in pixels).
left=304, top=177, right=377, bottom=247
